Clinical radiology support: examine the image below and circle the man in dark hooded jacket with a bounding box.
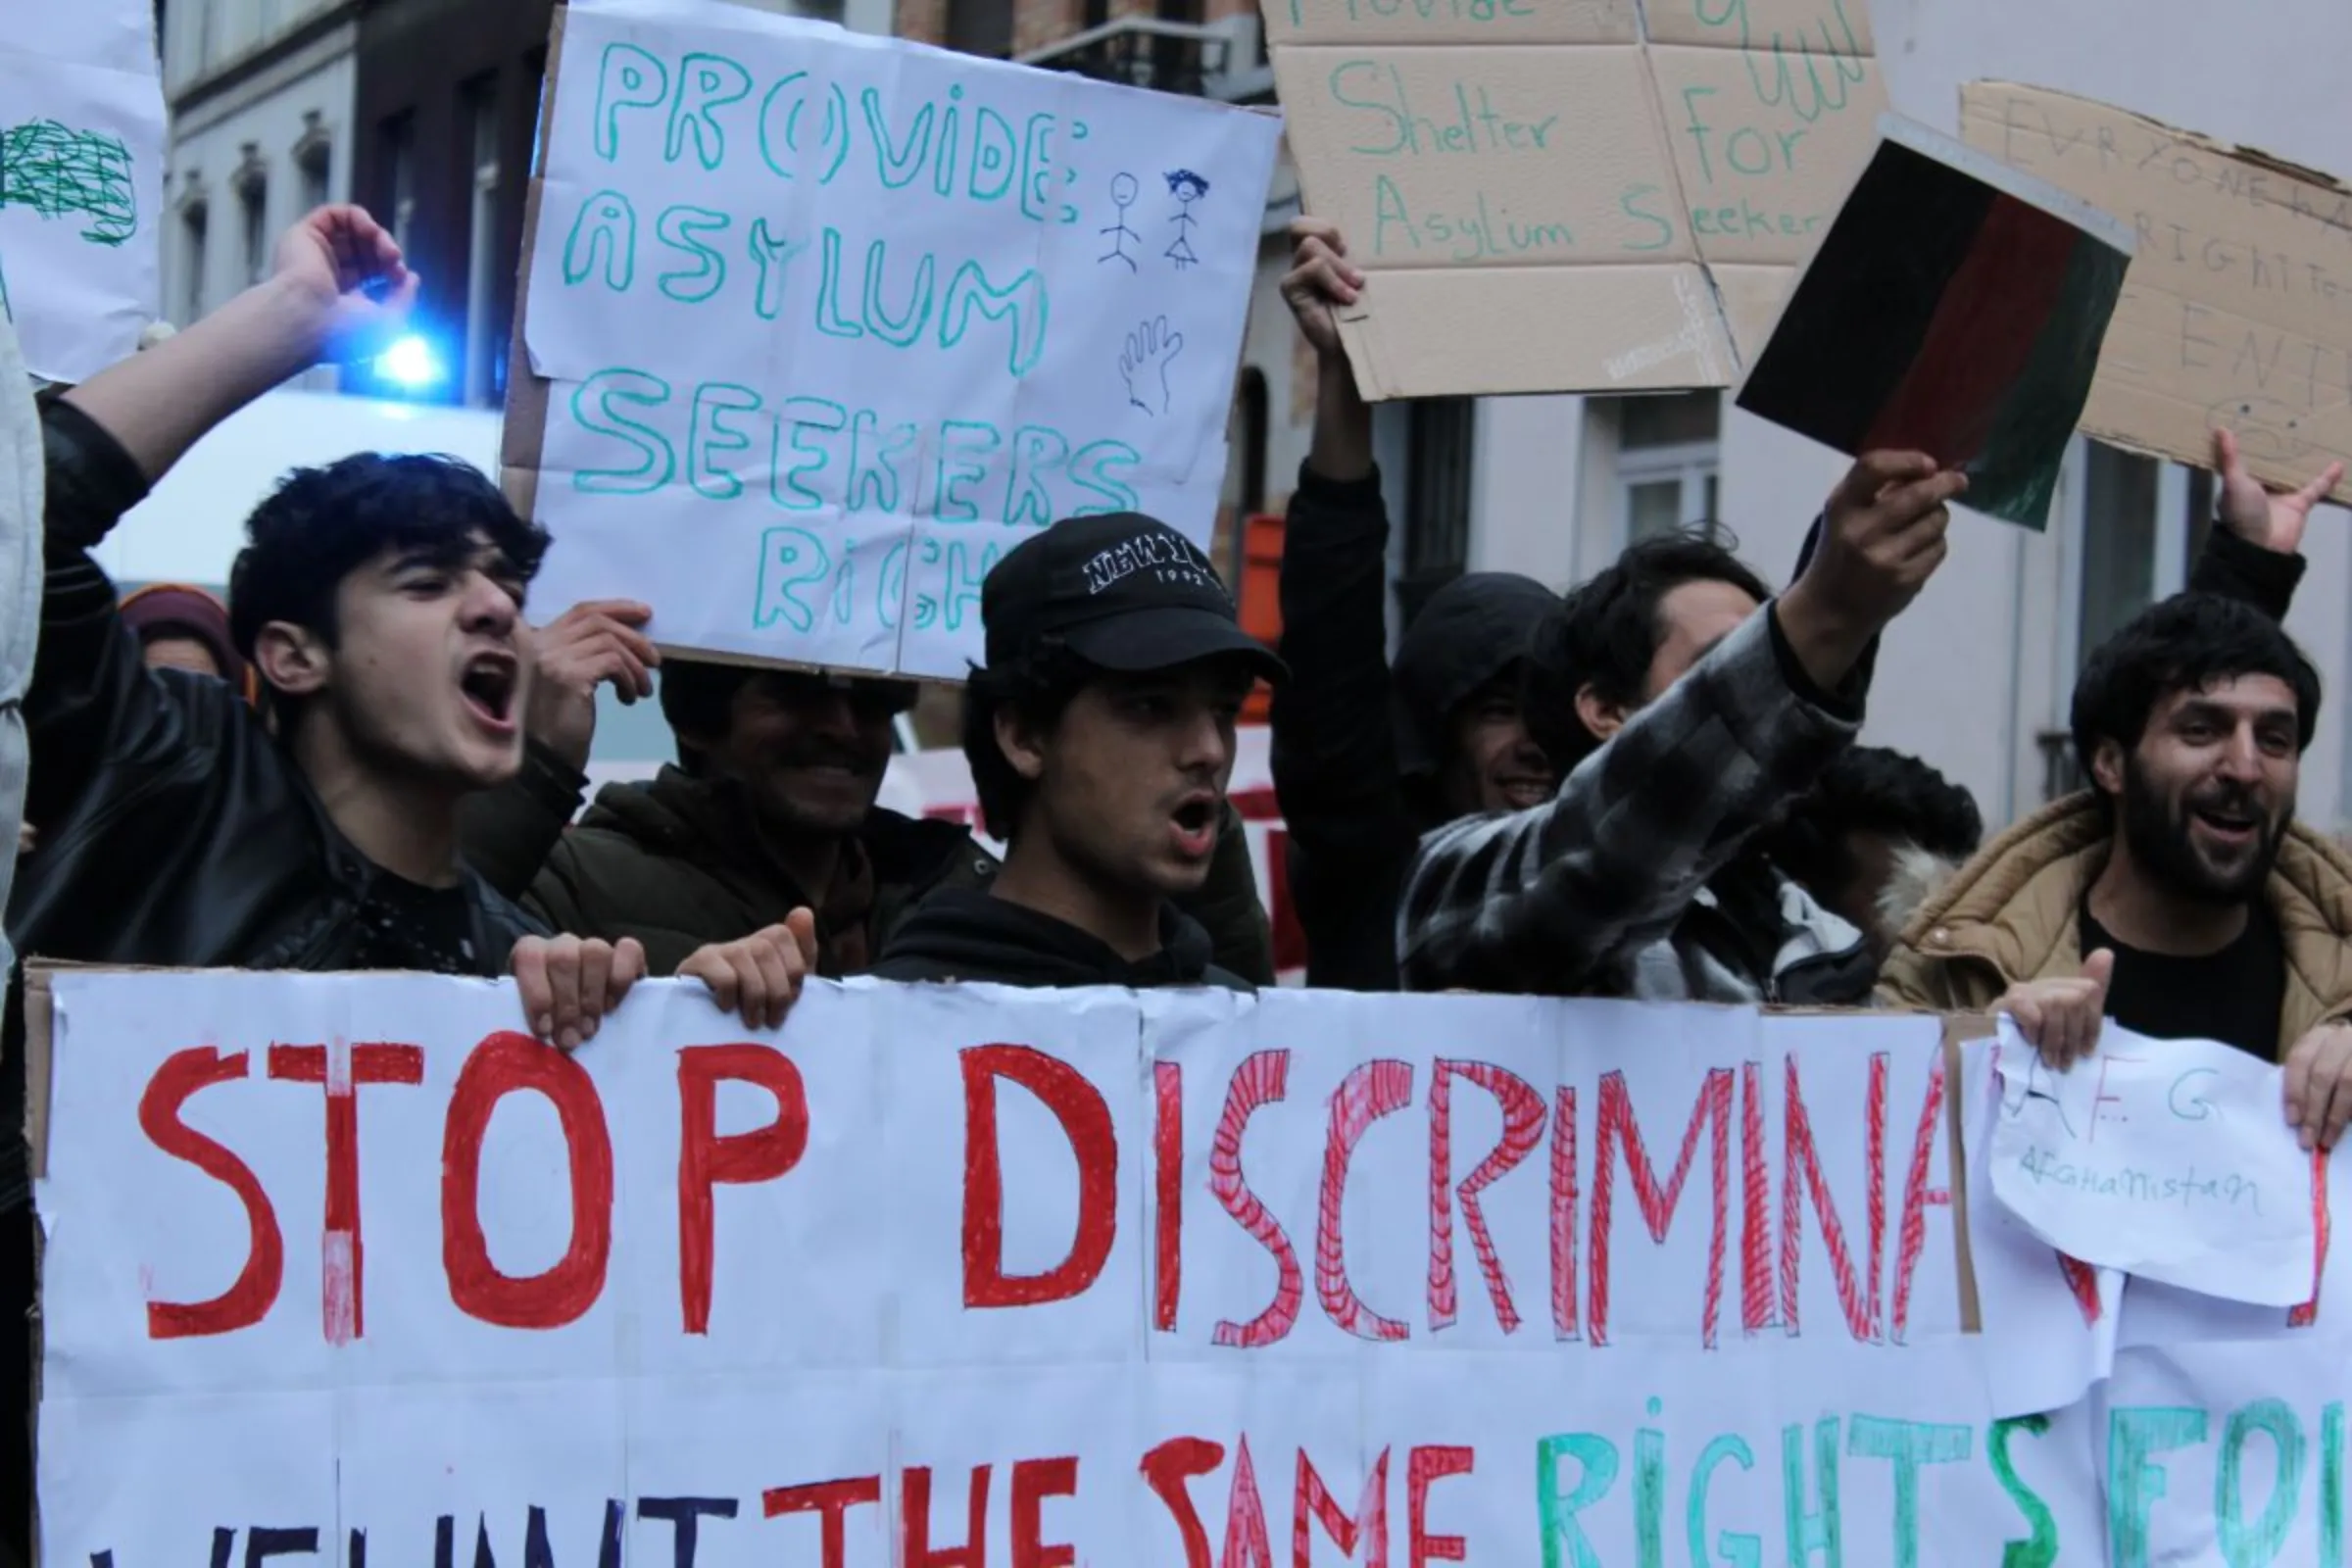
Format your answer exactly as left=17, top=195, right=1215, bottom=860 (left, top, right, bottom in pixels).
left=1269, top=220, right=1557, bottom=990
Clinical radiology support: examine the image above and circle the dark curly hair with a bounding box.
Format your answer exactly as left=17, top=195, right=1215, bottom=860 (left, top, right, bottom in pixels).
left=660, top=658, right=919, bottom=775
left=227, top=453, right=548, bottom=696
left=1764, top=746, right=1983, bottom=900
left=962, top=640, right=1099, bottom=843
left=1523, top=527, right=1774, bottom=774
left=2071, top=593, right=2321, bottom=792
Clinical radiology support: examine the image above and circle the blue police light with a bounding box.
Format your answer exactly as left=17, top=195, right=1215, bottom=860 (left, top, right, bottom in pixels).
left=372, top=334, right=446, bottom=394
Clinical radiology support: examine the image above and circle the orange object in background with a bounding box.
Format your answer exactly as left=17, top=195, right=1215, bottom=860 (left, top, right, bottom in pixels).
left=1236, top=512, right=1285, bottom=722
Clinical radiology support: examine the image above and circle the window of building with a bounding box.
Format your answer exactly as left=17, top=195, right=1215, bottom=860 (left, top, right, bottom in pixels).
left=236, top=168, right=269, bottom=287
left=1397, top=396, right=1475, bottom=624
left=1607, top=390, right=1721, bottom=544
left=462, top=76, right=504, bottom=408
left=2075, top=440, right=2161, bottom=672
left=178, top=193, right=208, bottom=325
left=382, top=113, right=416, bottom=252
left=292, top=110, right=332, bottom=215
left=947, top=0, right=1013, bottom=57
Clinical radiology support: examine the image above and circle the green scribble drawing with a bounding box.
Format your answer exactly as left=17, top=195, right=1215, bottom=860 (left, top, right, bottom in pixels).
left=1, top=121, right=138, bottom=245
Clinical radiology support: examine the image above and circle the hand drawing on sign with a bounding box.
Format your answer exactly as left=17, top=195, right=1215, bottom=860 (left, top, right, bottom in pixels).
left=1, top=121, right=138, bottom=245
left=1163, top=169, right=1208, bottom=270
left=1099, top=172, right=1141, bottom=271
left=1120, top=316, right=1185, bottom=417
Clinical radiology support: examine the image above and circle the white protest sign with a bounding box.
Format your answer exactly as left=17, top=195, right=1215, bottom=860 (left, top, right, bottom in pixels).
left=36, top=972, right=2352, bottom=1564
left=0, top=3, right=166, bottom=383
left=1991, top=1017, right=2316, bottom=1307
left=511, top=4, right=1281, bottom=678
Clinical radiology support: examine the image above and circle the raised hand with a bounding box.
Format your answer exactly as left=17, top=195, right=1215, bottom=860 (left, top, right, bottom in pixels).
left=270, top=204, right=420, bottom=364
left=2212, top=426, right=2346, bottom=557
left=1280, top=219, right=1362, bottom=361
left=524, top=600, right=659, bottom=770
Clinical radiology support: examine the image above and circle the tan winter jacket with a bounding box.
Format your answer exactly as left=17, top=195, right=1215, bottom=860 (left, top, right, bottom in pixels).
left=1876, top=791, right=2352, bottom=1055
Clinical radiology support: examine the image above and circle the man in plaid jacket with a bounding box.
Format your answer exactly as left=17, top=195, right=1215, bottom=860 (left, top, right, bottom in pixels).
left=1396, top=452, right=1966, bottom=1001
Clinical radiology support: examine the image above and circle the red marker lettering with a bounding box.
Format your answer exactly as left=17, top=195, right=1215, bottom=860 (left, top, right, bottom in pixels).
left=140, top=1048, right=281, bottom=1339
left=268, top=1043, right=424, bottom=1345
left=677, top=1044, right=809, bottom=1335
left=960, top=1045, right=1118, bottom=1310
left=441, top=1031, right=614, bottom=1330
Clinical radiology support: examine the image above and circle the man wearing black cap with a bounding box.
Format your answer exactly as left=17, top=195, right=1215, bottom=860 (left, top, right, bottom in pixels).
left=871, top=514, right=1286, bottom=989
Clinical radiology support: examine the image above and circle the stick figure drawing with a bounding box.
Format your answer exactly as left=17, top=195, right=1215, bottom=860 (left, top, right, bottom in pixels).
left=1163, top=169, right=1208, bottom=270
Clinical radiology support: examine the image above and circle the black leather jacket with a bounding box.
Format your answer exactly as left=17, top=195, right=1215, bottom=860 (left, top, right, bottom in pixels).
left=4, top=396, right=540, bottom=972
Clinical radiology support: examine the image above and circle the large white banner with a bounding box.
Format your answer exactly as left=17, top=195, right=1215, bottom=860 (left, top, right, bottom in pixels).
left=514, top=2, right=1281, bottom=678
left=35, top=971, right=2352, bottom=1564
left=0, top=3, right=165, bottom=383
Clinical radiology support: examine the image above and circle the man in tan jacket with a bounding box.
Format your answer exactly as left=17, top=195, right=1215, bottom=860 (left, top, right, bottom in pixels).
left=1879, top=588, right=2352, bottom=1152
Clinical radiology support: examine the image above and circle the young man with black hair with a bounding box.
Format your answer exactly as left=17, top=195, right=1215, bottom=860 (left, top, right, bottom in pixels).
left=8, top=205, right=811, bottom=1040
left=1399, top=455, right=1968, bottom=1000
left=1268, top=220, right=1557, bottom=990
left=1762, top=746, right=1984, bottom=961
left=1879, top=593, right=2352, bottom=1147
left=871, top=514, right=1286, bottom=988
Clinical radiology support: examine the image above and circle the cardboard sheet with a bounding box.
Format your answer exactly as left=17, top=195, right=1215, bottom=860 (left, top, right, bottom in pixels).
left=1264, top=0, right=1886, bottom=396
left=1961, top=83, right=2352, bottom=503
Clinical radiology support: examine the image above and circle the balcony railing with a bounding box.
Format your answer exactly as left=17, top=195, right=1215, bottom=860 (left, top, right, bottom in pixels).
left=1018, top=18, right=1242, bottom=98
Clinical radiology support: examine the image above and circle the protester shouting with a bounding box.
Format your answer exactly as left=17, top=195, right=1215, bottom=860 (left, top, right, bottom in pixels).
left=6, top=204, right=810, bottom=1042
left=1268, top=219, right=1557, bottom=990
left=872, top=514, right=1286, bottom=987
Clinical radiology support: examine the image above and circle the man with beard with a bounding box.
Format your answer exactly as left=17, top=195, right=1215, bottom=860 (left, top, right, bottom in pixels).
left=1878, top=593, right=2352, bottom=1148
left=506, top=658, right=1275, bottom=982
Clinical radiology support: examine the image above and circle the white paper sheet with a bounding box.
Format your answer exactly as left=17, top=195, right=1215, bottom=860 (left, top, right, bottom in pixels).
left=1990, top=1016, right=2316, bottom=1306
left=517, top=4, right=1281, bottom=675
left=0, top=8, right=165, bottom=382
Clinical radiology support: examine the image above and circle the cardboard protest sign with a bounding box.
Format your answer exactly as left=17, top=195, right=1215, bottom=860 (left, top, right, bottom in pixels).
left=506, top=2, right=1281, bottom=678
left=1737, top=116, right=2131, bottom=529
left=33, top=969, right=2352, bottom=1563
left=1962, top=84, right=2352, bottom=505
left=0, top=3, right=166, bottom=383
left=1263, top=0, right=1886, bottom=397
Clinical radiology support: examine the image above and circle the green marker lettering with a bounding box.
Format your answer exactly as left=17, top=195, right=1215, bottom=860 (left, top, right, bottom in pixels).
left=1534, top=1433, right=1618, bottom=1568
left=861, top=238, right=936, bottom=346
left=1066, top=439, right=1140, bottom=514
left=753, top=525, right=830, bottom=633
left=1846, top=1417, right=1970, bottom=1568
left=862, top=87, right=935, bottom=189
left=940, top=260, right=1049, bottom=376
left=593, top=43, right=667, bottom=162
left=849, top=411, right=917, bottom=514
left=1782, top=1418, right=1841, bottom=1567
left=1689, top=1435, right=1761, bottom=1568
left=933, top=87, right=964, bottom=199
left=967, top=107, right=1017, bottom=201
left=1003, top=424, right=1069, bottom=530
left=2108, top=1406, right=2210, bottom=1568
left=1619, top=183, right=1677, bottom=251
left=655, top=205, right=728, bottom=303
left=770, top=396, right=847, bottom=512
left=934, top=420, right=1001, bottom=521
left=563, top=191, right=638, bottom=291
left=687, top=381, right=760, bottom=500
left=1987, top=1415, right=2059, bottom=1568
left=2324, top=1403, right=2344, bottom=1566
left=570, top=368, right=673, bottom=494
left=1371, top=173, right=1417, bottom=256
left=815, top=228, right=865, bottom=340
left=2217, top=1398, right=2303, bottom=1567
left=665, top=52, right=752, bottom=170
left=1636, top=1399, right=1665, bottom=1568
left=747, top=219, right=806, bottom=319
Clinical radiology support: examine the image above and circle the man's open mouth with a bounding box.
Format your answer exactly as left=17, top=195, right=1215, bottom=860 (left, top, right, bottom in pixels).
left=460, top=654, right=518, bottom=727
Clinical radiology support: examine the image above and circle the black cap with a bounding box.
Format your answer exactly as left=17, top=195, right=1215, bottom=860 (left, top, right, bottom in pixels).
left=983, top=513, right=1288, bottom=682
